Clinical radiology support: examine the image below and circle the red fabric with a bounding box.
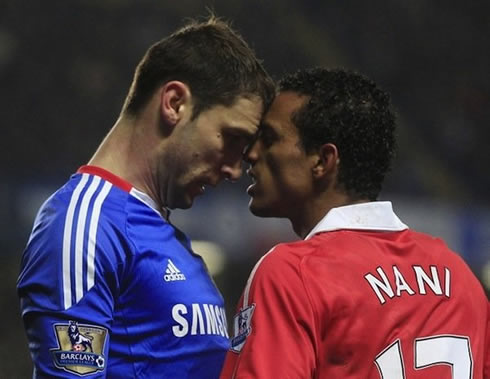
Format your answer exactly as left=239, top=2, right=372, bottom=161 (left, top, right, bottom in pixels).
left=221, top=229, right=489, bottom=379
left=77, top=165, right=133, bottom=192
left=486, top=301, right=490, bottom=379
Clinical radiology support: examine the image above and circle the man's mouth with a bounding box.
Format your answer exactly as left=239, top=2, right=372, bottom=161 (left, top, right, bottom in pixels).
left=246, top=168, right=256, bottom=181
left=246, top=170, right=257, bottom=195
left=190, top=182, right=206, bottom=197
left=246, top=183, right=256, bottom=196
left=191, top=179, right=218, bottom=197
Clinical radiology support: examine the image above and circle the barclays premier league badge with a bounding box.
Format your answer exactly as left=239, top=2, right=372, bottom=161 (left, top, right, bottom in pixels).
left=50, top=321, right=108, bottom=376
left=230, top=304, right=255, bottom=353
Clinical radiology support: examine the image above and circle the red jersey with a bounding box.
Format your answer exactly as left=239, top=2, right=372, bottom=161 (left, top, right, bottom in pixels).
left=221, top=202, right=490, bottom=379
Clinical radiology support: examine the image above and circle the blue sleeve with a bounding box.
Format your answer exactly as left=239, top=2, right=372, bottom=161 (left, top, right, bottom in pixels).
left=17, top=179, right=126, bottom=377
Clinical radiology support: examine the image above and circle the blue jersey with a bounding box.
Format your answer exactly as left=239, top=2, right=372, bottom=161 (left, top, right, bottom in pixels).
left=17, top=166, right=229, bottom=378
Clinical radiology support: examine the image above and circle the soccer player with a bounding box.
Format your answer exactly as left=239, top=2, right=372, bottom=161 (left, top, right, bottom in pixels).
left=17, top=16, right=274, bottom=378
left=220, top=68, right=489, bottom=378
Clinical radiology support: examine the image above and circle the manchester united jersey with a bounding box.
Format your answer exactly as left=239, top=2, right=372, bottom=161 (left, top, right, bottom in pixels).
left=18, top=165, right=229, bottom=378
left=220, top=202, right=490, bottom=379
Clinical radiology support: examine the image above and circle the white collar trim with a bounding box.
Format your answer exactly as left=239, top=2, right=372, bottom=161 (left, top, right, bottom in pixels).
left=305, top=201, right=408, bottom=240
left=130, top=187, right=171, bottom=220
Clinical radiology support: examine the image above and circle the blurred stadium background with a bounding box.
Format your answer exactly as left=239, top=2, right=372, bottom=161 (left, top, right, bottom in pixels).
left=1, top=0, right=489, bottom=376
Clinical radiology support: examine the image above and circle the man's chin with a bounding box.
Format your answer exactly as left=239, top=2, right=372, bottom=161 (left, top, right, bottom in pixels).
left=248, top=200, right=276, bottom=218
left=169, top=195, right=194, bottom=210
left=179, top=202, right=193, bottom=210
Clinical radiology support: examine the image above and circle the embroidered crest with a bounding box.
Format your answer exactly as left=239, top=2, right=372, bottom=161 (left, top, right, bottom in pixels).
left=230, top=304, right=255, bottom=352
left=50, top=321, right=108, bottom=376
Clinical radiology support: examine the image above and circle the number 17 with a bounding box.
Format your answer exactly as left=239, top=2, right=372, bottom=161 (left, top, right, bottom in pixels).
left=375, top=335, right=473, bottom=378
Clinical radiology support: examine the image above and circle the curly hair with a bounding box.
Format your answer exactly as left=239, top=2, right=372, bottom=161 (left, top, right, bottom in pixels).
left=122, top=15, right=275, bottom=118
left=279, top=68, right=396, bottom=201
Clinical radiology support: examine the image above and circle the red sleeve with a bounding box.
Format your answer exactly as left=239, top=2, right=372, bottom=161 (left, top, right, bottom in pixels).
left=485, top=300, right=490, bottom=379
left=220, top=245, right=317, bottom=379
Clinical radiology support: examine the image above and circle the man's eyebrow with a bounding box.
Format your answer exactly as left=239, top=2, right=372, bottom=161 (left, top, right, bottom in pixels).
left=259, top=121, right=279, bottom=138
left=258, top=120, right=273, bottom=131
left=224, top=125, right=254, bottom=135
left=223, top=125, right=258, bottom=142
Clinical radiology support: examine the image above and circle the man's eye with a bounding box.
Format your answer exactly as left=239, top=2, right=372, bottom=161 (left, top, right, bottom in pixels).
left=242, top=138, right=258, bottom=155
left=224, top=133, right=251, bottom=152
left=233, top=135, right=248, bottom=147
left=259, top=129, right=275, bottom=147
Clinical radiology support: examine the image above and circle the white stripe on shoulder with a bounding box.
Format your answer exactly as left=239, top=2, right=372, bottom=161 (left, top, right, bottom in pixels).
left=62, top=174, right=89, bottom=310
left=74, top=176, right=101, bottom=303
left=86, top=181, right=112, bottom=291
left=243, top=246, right=278, bottom=308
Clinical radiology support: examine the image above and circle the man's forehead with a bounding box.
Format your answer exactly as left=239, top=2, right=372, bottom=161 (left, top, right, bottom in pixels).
left=229, top=95, right=263, bottom=112
left=267, top=92, right=306, bottom=116
left=223, top=96, right=263, bottom=120
left=203, top=96, right=262, bottom=133
left=262, top=91, right=307, bottom=129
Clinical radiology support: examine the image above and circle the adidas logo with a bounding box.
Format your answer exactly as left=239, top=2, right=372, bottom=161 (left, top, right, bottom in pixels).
left=164, top=259, right=186, bottom=282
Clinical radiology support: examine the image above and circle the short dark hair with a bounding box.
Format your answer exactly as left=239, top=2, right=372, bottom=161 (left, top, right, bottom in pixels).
left=122, top=16, right=275, bottom=118
left=279, top=68, right=396, bottom=201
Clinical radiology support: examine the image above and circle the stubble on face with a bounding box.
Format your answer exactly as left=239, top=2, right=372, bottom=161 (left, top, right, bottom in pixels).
left=164, top=96, right=263, bottom=210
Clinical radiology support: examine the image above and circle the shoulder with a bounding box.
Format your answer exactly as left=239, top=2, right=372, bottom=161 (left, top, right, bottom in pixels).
left=34, top=174, right=132, bottom=252
left=407, top=229, right=474, bottom=267
left=39, top=173, right=129, bottom=224
left=252, top=236, right=337, bottom=274
left=253, top=240, right=315, bottom=274
left=19, top=174, right=133, bottom=295
left=240, top=241, right=316, bottom=304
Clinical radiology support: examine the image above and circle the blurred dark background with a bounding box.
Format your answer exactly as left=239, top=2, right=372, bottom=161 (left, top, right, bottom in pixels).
left=1, top=1, right=489, bottom=376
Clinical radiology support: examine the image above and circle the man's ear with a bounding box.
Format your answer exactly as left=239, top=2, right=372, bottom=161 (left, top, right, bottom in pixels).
left=312, top=143, right=339, bottom=179
left=160, top=81, right=191, bottom=126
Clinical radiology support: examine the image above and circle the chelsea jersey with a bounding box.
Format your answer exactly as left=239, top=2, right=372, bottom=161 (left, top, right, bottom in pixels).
left=17, top=165, right=229, bottom=378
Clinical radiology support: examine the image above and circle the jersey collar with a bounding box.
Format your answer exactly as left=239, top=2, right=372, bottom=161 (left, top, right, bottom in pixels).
left=78, top=165, right=132, bottom=192
left=305, top=201, right=408, bottom=240
left=77, top=165, right=171, bottom=220
left=129, top=187, right=171, bottom=220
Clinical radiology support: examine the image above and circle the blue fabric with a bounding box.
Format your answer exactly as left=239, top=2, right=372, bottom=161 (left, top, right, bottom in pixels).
left=18, top=172, right=229, bottom=378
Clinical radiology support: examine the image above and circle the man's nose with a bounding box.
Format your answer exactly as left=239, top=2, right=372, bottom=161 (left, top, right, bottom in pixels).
left=243, top=139, right=259, bottom=165
left=222, top=160, right=243, bottom=182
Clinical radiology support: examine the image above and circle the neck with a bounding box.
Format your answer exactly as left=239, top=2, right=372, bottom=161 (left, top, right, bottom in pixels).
left=87, top=112, right=164, bottom=208
left=290, top=191, right=369, bottom=239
